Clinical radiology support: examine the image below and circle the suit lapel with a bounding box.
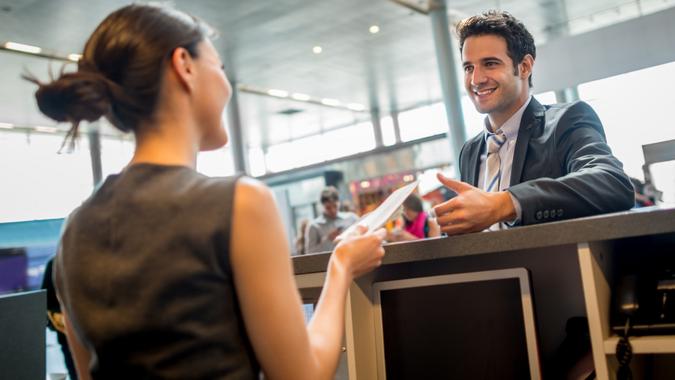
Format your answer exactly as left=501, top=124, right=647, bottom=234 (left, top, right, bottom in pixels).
left=510, top=98, right=545, bottom=185
left=466, top=136, right=485, bottom=187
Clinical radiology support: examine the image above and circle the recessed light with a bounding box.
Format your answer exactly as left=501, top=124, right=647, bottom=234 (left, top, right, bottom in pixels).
left=35, top=126, right=57, bottom=133
left=4, top=41, right=42, bottom=54
left=0, top=122, right=14, bottom=129
left=68, top=53, right=82, bottom=62
left=312, top=46, right=323, bottom=54
left=347, top=103, right=366, bottom=111
left=369, top=25, right=380, bottom=34
left=291, top=93, right=311, bottom=101
left=267, top=89, right=289, bottom=98
left=321, top=98, right=340, bottom=106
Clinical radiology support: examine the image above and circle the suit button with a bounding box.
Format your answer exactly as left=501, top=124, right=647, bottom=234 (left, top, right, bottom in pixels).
left=557, top=209, right=563, bottom=217
left=536, top=211, right=542, bottom=220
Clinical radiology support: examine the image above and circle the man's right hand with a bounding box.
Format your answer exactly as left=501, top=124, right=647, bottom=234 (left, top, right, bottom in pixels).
left=433, top=173, right=516, bottom=235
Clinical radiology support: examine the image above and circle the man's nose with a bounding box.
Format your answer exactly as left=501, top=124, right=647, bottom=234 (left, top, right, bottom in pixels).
left=471, top=67, right=487, bottom=87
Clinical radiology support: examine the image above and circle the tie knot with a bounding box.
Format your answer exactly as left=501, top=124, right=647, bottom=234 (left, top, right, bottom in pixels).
left=487, top=131, right=506, bottom=154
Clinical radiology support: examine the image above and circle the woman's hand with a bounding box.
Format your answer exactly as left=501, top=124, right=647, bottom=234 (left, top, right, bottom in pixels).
left=331, top=226, right=385, bottom=279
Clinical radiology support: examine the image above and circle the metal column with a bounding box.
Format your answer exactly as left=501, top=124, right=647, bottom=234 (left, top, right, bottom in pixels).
left=371, top=107, right=384, bottom=148
left=391, top=111, right=402, bottom=144
left=554, top=87, right=580, bottom=103
left=227, top=82, right=248, bottom=174
left=429, top=0, right=467, bottom=178
left=87, top=125, right=102, bottom=187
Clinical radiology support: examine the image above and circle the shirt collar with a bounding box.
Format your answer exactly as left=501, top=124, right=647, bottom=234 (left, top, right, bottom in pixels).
left=483, top=95, right=532, bottom=141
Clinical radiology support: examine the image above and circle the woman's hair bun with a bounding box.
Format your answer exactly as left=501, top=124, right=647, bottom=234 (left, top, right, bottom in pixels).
left=30, top=71, right=111, bottom=124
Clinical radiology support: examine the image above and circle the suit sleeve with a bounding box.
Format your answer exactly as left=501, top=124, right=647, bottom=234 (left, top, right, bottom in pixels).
left=507, top=101, right=635, bottom=225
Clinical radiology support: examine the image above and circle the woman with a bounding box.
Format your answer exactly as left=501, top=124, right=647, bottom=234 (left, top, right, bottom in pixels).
left=29, top=4, right=384, bottom=379
left=388, top=193, right=440, bottom=241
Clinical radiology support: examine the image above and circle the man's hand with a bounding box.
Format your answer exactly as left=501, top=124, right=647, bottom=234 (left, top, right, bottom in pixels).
left=327, top=227, right=343, bottom=242
left=433, top=173, right=516, bottom=235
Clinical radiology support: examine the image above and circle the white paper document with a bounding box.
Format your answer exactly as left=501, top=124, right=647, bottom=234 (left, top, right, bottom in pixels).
left=335, top=180, right=419, bottom=241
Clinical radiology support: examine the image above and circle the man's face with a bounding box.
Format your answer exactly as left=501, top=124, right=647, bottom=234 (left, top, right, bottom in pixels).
left=461, top=34, right=532, bottom=127
left=322, top=200, right=339, bottom=219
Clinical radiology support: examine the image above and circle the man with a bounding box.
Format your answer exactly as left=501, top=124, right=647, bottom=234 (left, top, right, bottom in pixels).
left=434, top=11, right=634, bottom=234
left=305, top=186, right=359, bottom=253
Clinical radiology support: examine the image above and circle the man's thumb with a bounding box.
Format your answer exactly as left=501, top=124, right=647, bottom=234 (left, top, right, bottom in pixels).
left=437, top=173, right=473, bottom=193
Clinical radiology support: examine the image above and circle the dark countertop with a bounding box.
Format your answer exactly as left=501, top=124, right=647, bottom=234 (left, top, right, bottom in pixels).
left=293, top=206, right=675, bottom=275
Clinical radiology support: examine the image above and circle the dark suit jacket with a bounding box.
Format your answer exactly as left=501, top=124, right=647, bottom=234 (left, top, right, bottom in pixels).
left=458, top=98, right=634, bottom=225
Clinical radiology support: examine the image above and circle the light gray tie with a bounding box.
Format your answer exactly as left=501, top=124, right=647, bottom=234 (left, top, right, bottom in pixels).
left=484, top=130, right=507, bottom=192
left=484, top=130, right=507, bottom=231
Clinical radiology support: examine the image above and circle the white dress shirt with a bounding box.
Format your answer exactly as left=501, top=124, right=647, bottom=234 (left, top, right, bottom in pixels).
left=477, top=96, right=533, bottom=223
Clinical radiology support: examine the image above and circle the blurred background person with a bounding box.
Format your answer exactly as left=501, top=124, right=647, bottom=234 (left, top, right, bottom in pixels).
left=294, top=218, right=309, bottom=255
left=305, top=186, right=358, bottom=254
left=387, top=193, right=440, bottom=242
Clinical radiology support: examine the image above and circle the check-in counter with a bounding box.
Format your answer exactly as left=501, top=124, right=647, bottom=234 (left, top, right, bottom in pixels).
left=293, top=206, right=675, bottom=380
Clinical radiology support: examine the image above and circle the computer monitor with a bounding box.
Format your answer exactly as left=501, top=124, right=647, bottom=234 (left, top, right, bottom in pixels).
left=373, top=268, right=541, bottom=380
left=0, top=290, right=46, bottom=380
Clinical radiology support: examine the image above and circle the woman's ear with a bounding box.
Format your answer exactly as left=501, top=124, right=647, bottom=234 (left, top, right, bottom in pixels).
left=169, top=47, right=195, bottom=92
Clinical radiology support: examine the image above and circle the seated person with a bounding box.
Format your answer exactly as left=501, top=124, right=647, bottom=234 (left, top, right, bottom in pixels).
left=387, top=194, right=440, bottom=241
left=305, top=186, right=359, bottom=254
left=28, top=4, right=385, bottom=379
left=433, top=11, right=634, bottom=234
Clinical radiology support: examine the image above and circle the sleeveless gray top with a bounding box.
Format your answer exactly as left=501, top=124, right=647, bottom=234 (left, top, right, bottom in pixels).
left=54, top=164, right=259, bottom=379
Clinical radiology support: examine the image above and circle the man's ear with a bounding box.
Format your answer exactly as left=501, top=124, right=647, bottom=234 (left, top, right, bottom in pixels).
left=169, top=47, right=195, bottom=92
left=519, top=54, right=534, bottom=80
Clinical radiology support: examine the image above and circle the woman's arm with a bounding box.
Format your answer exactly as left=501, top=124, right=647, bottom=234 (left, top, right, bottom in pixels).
left=230, top=178, right=384, bottom=380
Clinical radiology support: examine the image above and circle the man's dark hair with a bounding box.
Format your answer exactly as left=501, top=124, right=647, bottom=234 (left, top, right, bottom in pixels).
left=320, top=186, right=340, bottom=203
left=456, top=10, right=536, bottom=87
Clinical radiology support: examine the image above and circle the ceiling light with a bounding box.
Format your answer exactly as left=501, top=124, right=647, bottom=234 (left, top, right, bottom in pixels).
left=312, top=46, right=323, bottom=54
left=369, top=25, right=380, bottom=34
left=267, top=89, right=289, bottom=98
left=68, top=53, right=82, bottom=62
left=321, top=98, right=340, bottom=106
left=0, top=122, right=14, bottom=129
left=35, top=126, right=57, bottom=133
left=291, top=93, right=311, bottom=101
left=346, top=103, right=366, bottom=111
left=4, top=41, right=42, bottom=54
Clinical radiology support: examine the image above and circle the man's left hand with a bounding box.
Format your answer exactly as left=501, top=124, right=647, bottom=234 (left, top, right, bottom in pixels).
left=433, top=173, right=516, bottom=235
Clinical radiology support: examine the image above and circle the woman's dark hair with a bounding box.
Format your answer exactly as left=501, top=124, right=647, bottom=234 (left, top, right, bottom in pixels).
left=402, top=193, right=423, bottom=214
left=25, top=4, right=212, bottom=146
left=455, top=10, right=536, bottom=87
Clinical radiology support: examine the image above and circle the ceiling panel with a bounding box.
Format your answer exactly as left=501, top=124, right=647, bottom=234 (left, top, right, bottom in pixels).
left=1, top=0, right=673, bottom=148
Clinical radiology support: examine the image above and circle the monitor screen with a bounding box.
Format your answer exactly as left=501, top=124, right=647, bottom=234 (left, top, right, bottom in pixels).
left=373, top=268, right=541, bottom=380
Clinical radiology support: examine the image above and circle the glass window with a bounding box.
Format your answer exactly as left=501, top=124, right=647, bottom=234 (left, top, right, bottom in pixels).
left=398, top=103, right=447, bottom=142
left=577, top=61, right=675, bottom=180
left=380, top=116, right=397, bottom=146
left=265, top=122, right=375, bottom=172
left=197, top=146, right=236, bottom=177
left=0, top=132, right=93, bottom=222
left=533, top=91, right=556, bottom=105
left=462, top=95, right=485, bottom=139
left=322, top=122, right=375, bottom=160
left=100, top=136, right=134, bottom=178
left=248, top=147, right=267, bottom=177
